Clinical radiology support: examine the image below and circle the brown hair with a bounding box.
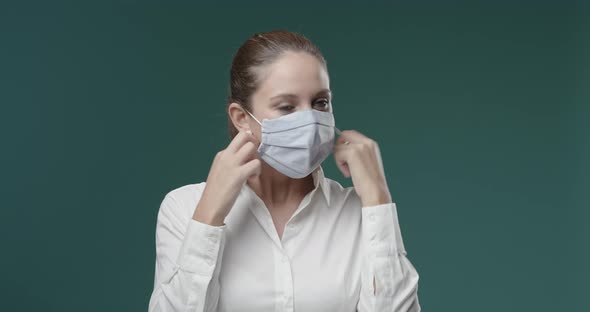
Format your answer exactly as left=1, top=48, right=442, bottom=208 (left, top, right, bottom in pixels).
left=226, top=30, right=328, bottom=139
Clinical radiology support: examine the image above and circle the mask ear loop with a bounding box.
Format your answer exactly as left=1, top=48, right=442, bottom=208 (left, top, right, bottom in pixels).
left=244, top=108, right=262, bottom=126
left=243, top=108, right=264, bottom=143
left=334, top=127, right=349, bottom=145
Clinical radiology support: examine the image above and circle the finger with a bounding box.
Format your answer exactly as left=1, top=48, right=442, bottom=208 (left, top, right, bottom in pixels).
left=334, top=140, right=356, bottom=150
left=333, top=141, right=354, bottom=157
left=227, top=130, right=257, bottom=153
left=333, top=146, right=352, bottom=177
left=338, top=130, right=371, bottom=145
left=337, top=161, right=350, bottom=178
left=235, top=141, right=258, bottom=164
left=240, top=158, right=261, bottom=179
left=245, top=129, right=261, bottom=145
left=335, top=131, right=356, bottom=145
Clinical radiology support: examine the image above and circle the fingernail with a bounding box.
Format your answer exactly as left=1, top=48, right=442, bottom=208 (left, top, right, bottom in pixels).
left=246, top=130, right=253, bottom=135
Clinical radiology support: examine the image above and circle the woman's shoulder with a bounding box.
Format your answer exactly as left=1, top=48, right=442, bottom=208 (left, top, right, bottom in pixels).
left=164, top=181, right=207, bottom=202
left=322, top=175, right=362, bottom=208
left=322, top=177, right=364, bottom=231
left=157, top=181, right=208, bottom=222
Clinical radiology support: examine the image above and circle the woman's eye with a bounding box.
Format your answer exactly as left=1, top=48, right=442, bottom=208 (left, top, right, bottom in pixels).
left=278, top=105, right=295, bottom=112
left=314, top=99, right=330, bottom=110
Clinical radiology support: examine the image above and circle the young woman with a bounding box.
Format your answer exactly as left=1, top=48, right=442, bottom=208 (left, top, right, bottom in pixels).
left=148, top=30, right=421, bottom=312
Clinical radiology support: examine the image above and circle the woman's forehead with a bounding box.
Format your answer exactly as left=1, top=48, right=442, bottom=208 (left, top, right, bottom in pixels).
left=255, top=52, right=330, bottom=100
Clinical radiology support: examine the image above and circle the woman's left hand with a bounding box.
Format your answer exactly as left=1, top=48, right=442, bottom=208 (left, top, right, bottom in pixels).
left=333, top=130, right=393, bottom=207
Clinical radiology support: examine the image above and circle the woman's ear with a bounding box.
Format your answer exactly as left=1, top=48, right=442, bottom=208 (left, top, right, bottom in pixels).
left=228, top=102, right=251, bottom=132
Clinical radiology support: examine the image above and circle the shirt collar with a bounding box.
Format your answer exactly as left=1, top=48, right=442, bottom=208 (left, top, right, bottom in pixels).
left=242, top=165, right=332, bottom=207
left=312, top=165, right=331, bottom=207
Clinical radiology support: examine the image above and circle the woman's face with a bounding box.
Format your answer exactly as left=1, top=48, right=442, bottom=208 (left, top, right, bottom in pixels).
left=238, top=51, right=332, bottom=143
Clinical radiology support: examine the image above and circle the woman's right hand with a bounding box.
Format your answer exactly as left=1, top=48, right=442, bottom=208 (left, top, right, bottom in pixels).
left=193, top=130, right=261, bottom=226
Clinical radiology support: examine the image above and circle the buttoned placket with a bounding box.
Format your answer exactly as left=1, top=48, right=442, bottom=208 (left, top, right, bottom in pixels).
left=273, top=246, right=294, bottom=312
left=245, top=182, right=320, bottom=312
left=278, top=207, right=308, bottom=312
left=367, top=210, right=377, bottom=247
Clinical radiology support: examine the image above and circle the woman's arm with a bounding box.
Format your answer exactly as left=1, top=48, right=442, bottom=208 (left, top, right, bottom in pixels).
left=332, top=129, right=421, bottom=311
left=147, top=130, right=259, bottom=311
left=357, top=202, right=421, bottom=312
left=148, top=193, right=226, bottom=312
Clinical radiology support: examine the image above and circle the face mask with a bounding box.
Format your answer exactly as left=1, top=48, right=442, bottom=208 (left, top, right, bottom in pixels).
left=244, top=108, right=337, bottom=179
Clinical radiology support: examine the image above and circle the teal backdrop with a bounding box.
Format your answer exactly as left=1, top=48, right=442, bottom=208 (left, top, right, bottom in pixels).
left=2, top=1, right=588, bottom=311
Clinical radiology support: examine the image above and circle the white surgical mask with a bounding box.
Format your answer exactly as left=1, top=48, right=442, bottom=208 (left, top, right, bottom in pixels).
left=244, top=108, right=338, bottom=179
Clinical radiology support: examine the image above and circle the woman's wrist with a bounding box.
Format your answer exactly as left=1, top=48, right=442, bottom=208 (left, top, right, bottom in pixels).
left=193, top=202, right=226, bottom=226
left=361, top=186, right=392, bottom=207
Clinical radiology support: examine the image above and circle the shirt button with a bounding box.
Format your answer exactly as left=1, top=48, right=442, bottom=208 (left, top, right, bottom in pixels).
left=282, top=255, right=288, bottom=262
left=206, top=258, right=214, bottom=266
left=369, top=214, right=376, bottom=222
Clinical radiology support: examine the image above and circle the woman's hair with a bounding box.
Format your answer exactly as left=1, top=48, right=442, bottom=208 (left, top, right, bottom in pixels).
left=226, top=30, right=328, bottom=139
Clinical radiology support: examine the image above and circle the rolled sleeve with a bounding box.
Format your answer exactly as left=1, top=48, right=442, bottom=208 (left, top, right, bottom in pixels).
left=149, top=192, right=228, bottom=312
left=358, top=202, right=421, bottom=311
left=177, top=218, right=226, bottom=276
left=361, top=202, right=406, bottom=257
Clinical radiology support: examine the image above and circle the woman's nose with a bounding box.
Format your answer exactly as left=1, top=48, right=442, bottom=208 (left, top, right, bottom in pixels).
left=300, top=103, right=313, bottom=110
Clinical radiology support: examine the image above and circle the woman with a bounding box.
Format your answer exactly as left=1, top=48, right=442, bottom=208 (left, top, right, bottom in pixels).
left=148, top=30, right=421, bottom=312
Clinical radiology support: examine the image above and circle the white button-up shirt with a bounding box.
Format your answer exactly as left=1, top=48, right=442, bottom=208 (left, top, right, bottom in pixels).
left=148, top=166, right=421, bottom=311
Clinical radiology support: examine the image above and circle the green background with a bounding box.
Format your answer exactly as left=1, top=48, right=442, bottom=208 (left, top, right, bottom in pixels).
left=2, top=1, right=588, bottom=311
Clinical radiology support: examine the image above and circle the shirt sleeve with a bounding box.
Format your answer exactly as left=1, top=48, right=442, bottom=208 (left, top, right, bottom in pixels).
left=357, top=202, right=421, bottom=312
left=148, top=193, right=227, bottom=312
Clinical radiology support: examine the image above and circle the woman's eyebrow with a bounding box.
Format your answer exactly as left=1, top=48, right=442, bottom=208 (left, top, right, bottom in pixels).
left=269, top=89, right=332, bottom=101
left=316, top=89, right=331, bottom=97
left=270, top=93, right=299, bottom=101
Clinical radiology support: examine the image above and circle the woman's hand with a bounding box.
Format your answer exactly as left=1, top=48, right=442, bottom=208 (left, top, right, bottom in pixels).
left=193, top=130, right=262, bottom=226
left=333, top=130, right=392, bottom=207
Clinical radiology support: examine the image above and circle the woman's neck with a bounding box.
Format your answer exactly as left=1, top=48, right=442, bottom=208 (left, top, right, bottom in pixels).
left=246, top=161, right=314, bottom=209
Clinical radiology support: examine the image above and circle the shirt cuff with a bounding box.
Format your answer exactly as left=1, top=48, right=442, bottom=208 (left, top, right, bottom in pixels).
left=176, top=218, right=226, bottom=275
left=361, top=202, right=407, bottom=257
